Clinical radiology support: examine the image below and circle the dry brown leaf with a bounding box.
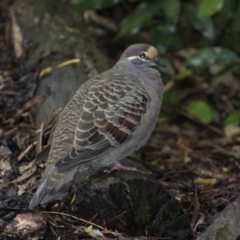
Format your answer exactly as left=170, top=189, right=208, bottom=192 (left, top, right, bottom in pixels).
left=9, top=8, right=23, bottom=58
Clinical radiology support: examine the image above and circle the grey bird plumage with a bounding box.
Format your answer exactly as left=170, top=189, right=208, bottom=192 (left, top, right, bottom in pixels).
left=29, top=43, right=165, bottom=209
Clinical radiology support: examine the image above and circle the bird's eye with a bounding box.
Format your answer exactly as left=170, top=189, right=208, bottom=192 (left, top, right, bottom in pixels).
left=139, top=52, right=146, bottom=59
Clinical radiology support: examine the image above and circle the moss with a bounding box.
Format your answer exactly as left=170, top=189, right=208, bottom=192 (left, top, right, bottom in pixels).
left=135, top=191, right=150, bottom=224
left=215, top=224, right=228, bottom=240
left=91, top=175, right=117, bottom=191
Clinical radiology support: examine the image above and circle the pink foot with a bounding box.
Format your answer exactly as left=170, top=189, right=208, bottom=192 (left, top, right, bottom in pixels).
left=104, top=161, right=137, bottom=173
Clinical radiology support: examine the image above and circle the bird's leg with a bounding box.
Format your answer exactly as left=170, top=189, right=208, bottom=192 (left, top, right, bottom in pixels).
left=104, top=161, right=137, bottom=173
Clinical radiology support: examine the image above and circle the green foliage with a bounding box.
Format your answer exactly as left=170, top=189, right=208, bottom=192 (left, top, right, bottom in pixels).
left=70, top=0, right=240, bottom=130
left=152, top=27, right=184, bottom=53
left=70, top=0, right=118, bottom=11
left=187, top=47, right=240, bottom=68
left=184, top=3, right=215, bottom=40
left=224, top=111, right=240, bottom=127
left=210, top=64, right=239, bottom=87
left=176, top=68, right=193, bottom=80
left=163, top=89, right=181, bottom=104
left=187, top=100, right=213, bottom=123
left=186, top=47, right=240, bottom=75
left=186, top=47, right=240, bottom=90
left=198, top=0, right=224, bottom=18
left=157, top=56, right=175, bottom=75
left=161, top=0, right=181, bottom=24
left=119, top=0, right=181, bottom=38
left=119, top=2, right=162, bottom=36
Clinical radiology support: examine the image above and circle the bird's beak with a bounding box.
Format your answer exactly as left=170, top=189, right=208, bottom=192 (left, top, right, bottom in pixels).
left=153, top=59, right=166, bottom=67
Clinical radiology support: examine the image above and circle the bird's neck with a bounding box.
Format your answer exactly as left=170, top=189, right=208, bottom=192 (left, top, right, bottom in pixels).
left=116, top=63, right=163, bottom=97
left=141, top=67, right=163, bottom=98
left=133, top=65, right=163, bottom=96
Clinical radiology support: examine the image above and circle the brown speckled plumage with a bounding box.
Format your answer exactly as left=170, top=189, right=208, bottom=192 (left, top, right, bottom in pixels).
left=29, top=43, right=165, bottom=208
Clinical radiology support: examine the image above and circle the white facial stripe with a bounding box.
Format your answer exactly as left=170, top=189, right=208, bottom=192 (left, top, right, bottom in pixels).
left=127, top=56, right=148, bottom=61
left=127, top=56, right=139, bottom=60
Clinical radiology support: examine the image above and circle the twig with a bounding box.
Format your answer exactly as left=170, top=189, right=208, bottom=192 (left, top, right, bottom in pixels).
left=41, top=211, right=121, bottom=237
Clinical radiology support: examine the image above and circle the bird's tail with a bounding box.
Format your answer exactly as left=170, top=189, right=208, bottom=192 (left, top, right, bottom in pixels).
left=29, top=165, right=90, bottom=209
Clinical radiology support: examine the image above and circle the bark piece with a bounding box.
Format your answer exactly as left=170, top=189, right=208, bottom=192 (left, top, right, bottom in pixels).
left=197, top=198, right=240, bottom=240
left=2, top=213, right=47, bottom=240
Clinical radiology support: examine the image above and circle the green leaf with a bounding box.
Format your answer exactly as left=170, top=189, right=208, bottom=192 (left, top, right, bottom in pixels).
left=224, top=110, right=240, bottom=127
left=217, top=0, right=235, bottom=32
left=152, top=26, right=184, bottom=52
left=184, top=3, right=215, bottom=40
left=160, top=89, right=181, bottom=120
left=232, top=1, right=240, bottom=32
left=162, top=0, right=181, bottom=24
left=187, top=100, right=213, bottom=123
left=198, top=0, right=224, bottom=18
left=70, top=0, right=118, bottom=11
left=163, top=89, right=181, bottom=104
left=176, top=68, right=193, bottom=80
left=222, top=32, right=240, bottom=52
left=186, top=47, right=240, bottom=70
left=119, top=2, right=162, bottom=36
left=155, top=56, right=175, bottom=75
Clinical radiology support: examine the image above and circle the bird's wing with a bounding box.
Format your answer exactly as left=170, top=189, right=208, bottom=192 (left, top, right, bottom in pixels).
left=55, top=76, right=149, bottom=172
left=34, top=145, right=51, bottom=163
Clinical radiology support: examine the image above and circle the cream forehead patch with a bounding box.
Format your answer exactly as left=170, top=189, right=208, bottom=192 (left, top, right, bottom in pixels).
left=146, top=46, right=158, bottom=59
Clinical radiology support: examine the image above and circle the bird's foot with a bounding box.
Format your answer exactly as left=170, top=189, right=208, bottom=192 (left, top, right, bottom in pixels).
left=104, top=161, right=137, bottom=173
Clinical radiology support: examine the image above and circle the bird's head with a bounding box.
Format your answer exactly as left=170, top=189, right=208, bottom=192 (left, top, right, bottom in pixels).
left=119, top=43, right=166, bottom=68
